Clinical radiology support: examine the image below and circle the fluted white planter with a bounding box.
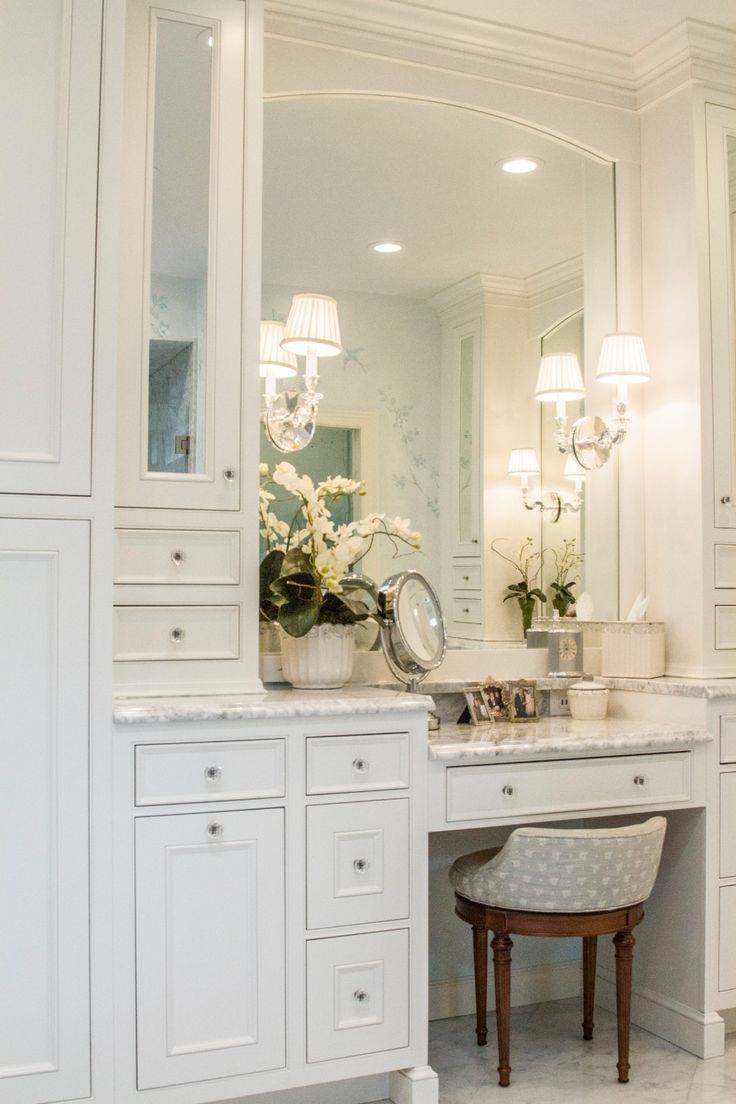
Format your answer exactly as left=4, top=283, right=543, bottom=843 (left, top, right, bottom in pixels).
left=280, top=624, right=356, bottom=689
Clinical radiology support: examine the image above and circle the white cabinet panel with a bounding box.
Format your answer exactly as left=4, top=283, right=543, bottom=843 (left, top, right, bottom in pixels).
left=0, top=1, right=100, bottom=495
left=307, top=930, right=409, bottom=1062
left=136, top=809, right=285, bottom=1089
left=135, top=739, right=285, bottom=805
left=0, top=519, right=90, bottom=1104
left=113, top=603, right=239, bottom=661
left=307, top=800, right=409, bottom=929
left=722, top=715, right=736, bottom=763
left=719, top=885, right=736, bottom=991
left=720, top=772, right=736, bottom=878
left=306, top=732, right=410, bottom=794
left=115, top=527, right=240, bottom=584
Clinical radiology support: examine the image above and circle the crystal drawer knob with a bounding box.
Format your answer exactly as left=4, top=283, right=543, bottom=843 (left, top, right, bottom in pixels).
left=223, top=467, right=237, bottom=482
left=206, top=822, right=224, bottom=839
left=204, top=765, right=222, bottom=782
left=633, top=775, right=647, bottom=787
left=170, top=627, right=185, bottom=644
left=462, top=575, right=470, bottom=581
left=171, top=549, right=186, bottom=566
left=502, top=784, right=515, bottom=797
left=352, top=757, right=369, bottom=773
left=722, top=496, right=732, bottom=505
left=353, top=989, right=368, bottom=1003
left=353, top=858, right=369, bottom=873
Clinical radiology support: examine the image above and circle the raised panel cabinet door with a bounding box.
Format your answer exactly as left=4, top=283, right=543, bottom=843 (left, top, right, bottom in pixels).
left=0, top=1, right=101, bottom=495
left=135, top=808, right=285, bottom=1089
left=117, top=0, right=245, bottom=510
left=0, top=519, right=90, bottom=1104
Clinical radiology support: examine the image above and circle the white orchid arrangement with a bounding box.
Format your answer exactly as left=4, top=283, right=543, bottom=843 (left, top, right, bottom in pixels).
left=260, top=461, right=421, bottom=636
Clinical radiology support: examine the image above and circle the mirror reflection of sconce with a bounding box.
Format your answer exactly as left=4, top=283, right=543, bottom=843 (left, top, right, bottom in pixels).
left=534, top=333, right=651, bottom=471
left=507, top=448, right=583, bottom=523
left=261, top=293, right=342, bottom=453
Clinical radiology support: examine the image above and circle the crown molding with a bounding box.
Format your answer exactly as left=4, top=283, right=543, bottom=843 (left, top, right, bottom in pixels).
left=429, top=259, right=583, bottom=321
left=634, top=19, right=736, bottom=109
left=526, top=256, right=583, bottom=307
left=265, top=0, right=638, bottom=111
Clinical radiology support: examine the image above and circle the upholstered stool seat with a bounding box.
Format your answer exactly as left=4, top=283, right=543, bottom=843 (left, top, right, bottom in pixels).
left=450, top=817, right=666, bottom=1087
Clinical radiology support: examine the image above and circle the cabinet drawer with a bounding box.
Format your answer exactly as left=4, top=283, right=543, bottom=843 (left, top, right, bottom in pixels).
left=135, top=740, right=285, bottom=806
left=114, top=528, right=240, bottom=585
left=307, top=799, right=409, bottom=929
left=721, top=715, right=736, bottom=762
left=446, top=752, right=691, bottom=823
left=452, top=563, right=481, bottom=590
left=306, top=929, right=409, bottom=1062
left=113, top=605, right=239, bottom=661
left=721, top=772, right=736, bottom=877
left=720, top=885, right=736, bottom=991
left=306, top=732, right=410, bottom=794
left=452, top=597, right=482, bottom=624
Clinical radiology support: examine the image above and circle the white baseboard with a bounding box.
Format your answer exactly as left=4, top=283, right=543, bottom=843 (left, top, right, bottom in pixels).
left=429, top=960, right=581, bottom=1021
left=221, top=1073, right=389, bottom=1104
left=596, top=968, right=726, bottom=1059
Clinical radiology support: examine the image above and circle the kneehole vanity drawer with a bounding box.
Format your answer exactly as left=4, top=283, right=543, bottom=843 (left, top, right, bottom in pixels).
left=114, top=528, right=240, bottom=585
left=306, top=929, right=409, bottom=1062
left=446, top=752, right=691, bottom=822
left=306, top=732, right=410, bottom=794
left=135, top=740, right=285, bottom=806
left=113, top=605, right=240, bottom=661
left=306, top=799, right=409, bottom=929
left=451, top=597, right=482, bottom=624
left=452, top=563, right=481, bottom=591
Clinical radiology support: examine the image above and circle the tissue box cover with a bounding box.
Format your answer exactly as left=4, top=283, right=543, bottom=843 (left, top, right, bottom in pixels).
left=600, top=622, right=665, bottom=678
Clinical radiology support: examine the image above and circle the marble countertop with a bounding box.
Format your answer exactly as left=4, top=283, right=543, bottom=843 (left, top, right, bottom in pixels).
left=113, top=686, right=433, bottom=725
left=373, top=675, right=736, bottom=699
left=429, top=717, right=712, bottom=762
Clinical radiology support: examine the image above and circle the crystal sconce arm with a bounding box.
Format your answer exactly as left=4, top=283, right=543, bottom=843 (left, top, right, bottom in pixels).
left=507, top=449, right=583, bottom=523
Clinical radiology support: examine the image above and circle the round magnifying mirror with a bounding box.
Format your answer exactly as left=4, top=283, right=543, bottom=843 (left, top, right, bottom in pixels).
left=377, top=570, right=446, bottom=691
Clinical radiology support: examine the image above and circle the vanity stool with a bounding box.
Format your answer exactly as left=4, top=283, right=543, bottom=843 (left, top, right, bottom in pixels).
left=450, top=817, right=666, bottom=1087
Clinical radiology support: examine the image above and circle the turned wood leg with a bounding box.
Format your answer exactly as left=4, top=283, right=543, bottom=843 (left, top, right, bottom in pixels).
left=613, top=930, right=635, bottom=1083
left=491, top=932, right=513, bottom=1087
left=472, top=926, right=489, bottom=1046
left=582, top=935, right=597, bottom=1041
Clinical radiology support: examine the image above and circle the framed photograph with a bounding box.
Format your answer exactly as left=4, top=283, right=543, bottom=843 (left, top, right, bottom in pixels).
left=464, top=686, right=494, bottom=726
left=509, top=679, right=538, bottom=722
left=480, top=679, right=510, bottom=720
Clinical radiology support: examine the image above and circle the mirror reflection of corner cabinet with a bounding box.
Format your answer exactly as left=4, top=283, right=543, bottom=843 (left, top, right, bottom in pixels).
left=114, top=0, right=262, bottom=696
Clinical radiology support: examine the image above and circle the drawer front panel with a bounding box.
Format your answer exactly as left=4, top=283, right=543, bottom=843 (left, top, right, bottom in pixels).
left=306, top=929, right=409, bottom=1062
left=307, top=799, right=409, bottom=929
left=721, top=772, right=736, bottom=878
left=452, top=563, right=481, bottom=591
left=114, top=528, right=240, bottom=585
left=113, top=605, right=239, bottom=661
left=721, top=715, right=736, bottom=763
left=136, top=740, right=285, bottom=806
left=306, top=732, right=410, bottom=794
left=720, top=885, right=736, bottom=991
left=451, top=597, right=482, bottom=624
left=715, top=606, right=736, bottom=649
left=446, top=752, right=691, bottom=823
left=715, top=544, right=736, bottom=588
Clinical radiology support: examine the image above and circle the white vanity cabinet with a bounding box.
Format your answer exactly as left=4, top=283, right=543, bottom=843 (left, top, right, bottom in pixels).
left=113, top=699, right=432, bottom=1104
left=0, top=0, right=101, bottom=496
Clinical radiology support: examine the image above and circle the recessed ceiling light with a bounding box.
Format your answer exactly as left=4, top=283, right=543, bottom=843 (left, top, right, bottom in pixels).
left=371, top=241, right=403, bottom=254
left=499, top=157, right=541, bottom=174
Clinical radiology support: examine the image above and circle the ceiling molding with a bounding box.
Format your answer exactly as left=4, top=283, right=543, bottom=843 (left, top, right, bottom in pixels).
left=429, top=260, right=582, bottom=320
left=634, top=19, right=736, bottom=108
left=265, top=1, right=638, bottom=111
left=526, top=256, right=583, bottom=307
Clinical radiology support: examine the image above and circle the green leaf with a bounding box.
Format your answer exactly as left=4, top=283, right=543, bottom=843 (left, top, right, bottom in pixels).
left=259, top=550, right=284, bottom=621
left=282, top=548, right=313, bottom=576
left=270, top=571, right=320, bottom=637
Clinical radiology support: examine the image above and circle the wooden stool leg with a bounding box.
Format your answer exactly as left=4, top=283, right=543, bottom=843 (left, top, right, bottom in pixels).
left=491, top=932, right=513, bottom=1087
left=472, top=926, right=488, bottom=1046
left=582, top=935, right=597, bottom=1041
left=613, top=930, right=635, bottom=1083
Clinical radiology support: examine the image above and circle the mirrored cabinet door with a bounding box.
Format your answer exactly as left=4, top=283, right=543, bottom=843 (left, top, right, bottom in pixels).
left=117, top=0, right=245, bottom=510
left=708, top=104, right=736, bottom=528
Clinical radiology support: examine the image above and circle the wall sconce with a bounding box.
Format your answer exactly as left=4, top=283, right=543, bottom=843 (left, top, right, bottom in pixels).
left=262, top=293, right=342, bottom=453
left=507, top=448, right=583, bottom=523
left=534, top=334, right=650, bottom=470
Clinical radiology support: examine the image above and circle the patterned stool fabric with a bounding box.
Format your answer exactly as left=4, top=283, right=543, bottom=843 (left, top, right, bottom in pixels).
left=450, top=817, right=666, bottom=912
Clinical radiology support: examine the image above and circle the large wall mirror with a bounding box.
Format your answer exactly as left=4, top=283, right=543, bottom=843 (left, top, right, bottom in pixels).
left=261, top=95, right=619, bottom=641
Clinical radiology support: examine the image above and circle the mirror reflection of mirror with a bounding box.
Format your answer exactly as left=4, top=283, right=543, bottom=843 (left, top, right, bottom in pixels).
left=262, top=94, right=619, bottom=642
left=147, top=16, right=214, bottom=475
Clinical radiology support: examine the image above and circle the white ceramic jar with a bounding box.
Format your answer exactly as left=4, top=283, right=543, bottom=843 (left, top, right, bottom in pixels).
left=567, top=677, right=610, bottom=720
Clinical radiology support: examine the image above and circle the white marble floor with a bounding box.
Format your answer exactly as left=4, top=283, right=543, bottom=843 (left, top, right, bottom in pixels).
left=414, top=999, right=736, bottom=1104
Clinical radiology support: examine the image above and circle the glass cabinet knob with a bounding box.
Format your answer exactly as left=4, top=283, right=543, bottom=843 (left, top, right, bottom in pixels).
left=170, top=627, right=185, bottom=644
left=353, top=858, right=369, bottom=873
left=171, top=549, right=186, bottom=566
left=502, top=784, right=515, bottom=797
left=352, top=757, right=369, bottom=773
left=353, top=989, right=368, bottom=1003
left=223, top=467, right=237, bottom=482
left=204, top=765, right=222, bottom=782
left=633, top=775, right=647, bottom=787
left=206, top=822, right=224, bottom=839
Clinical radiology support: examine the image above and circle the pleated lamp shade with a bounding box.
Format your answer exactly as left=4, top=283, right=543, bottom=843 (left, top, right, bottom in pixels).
left=507, top=448, right=540, bottom=477
left=535, top=353, right=585, bottom=403
left=596, top=333, right=651, bottom=384
left=259, top=321, right=298, bottom=378
left=564, top=453, right=587, bottom=480
left=280, top=293, right=342, bottom=358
